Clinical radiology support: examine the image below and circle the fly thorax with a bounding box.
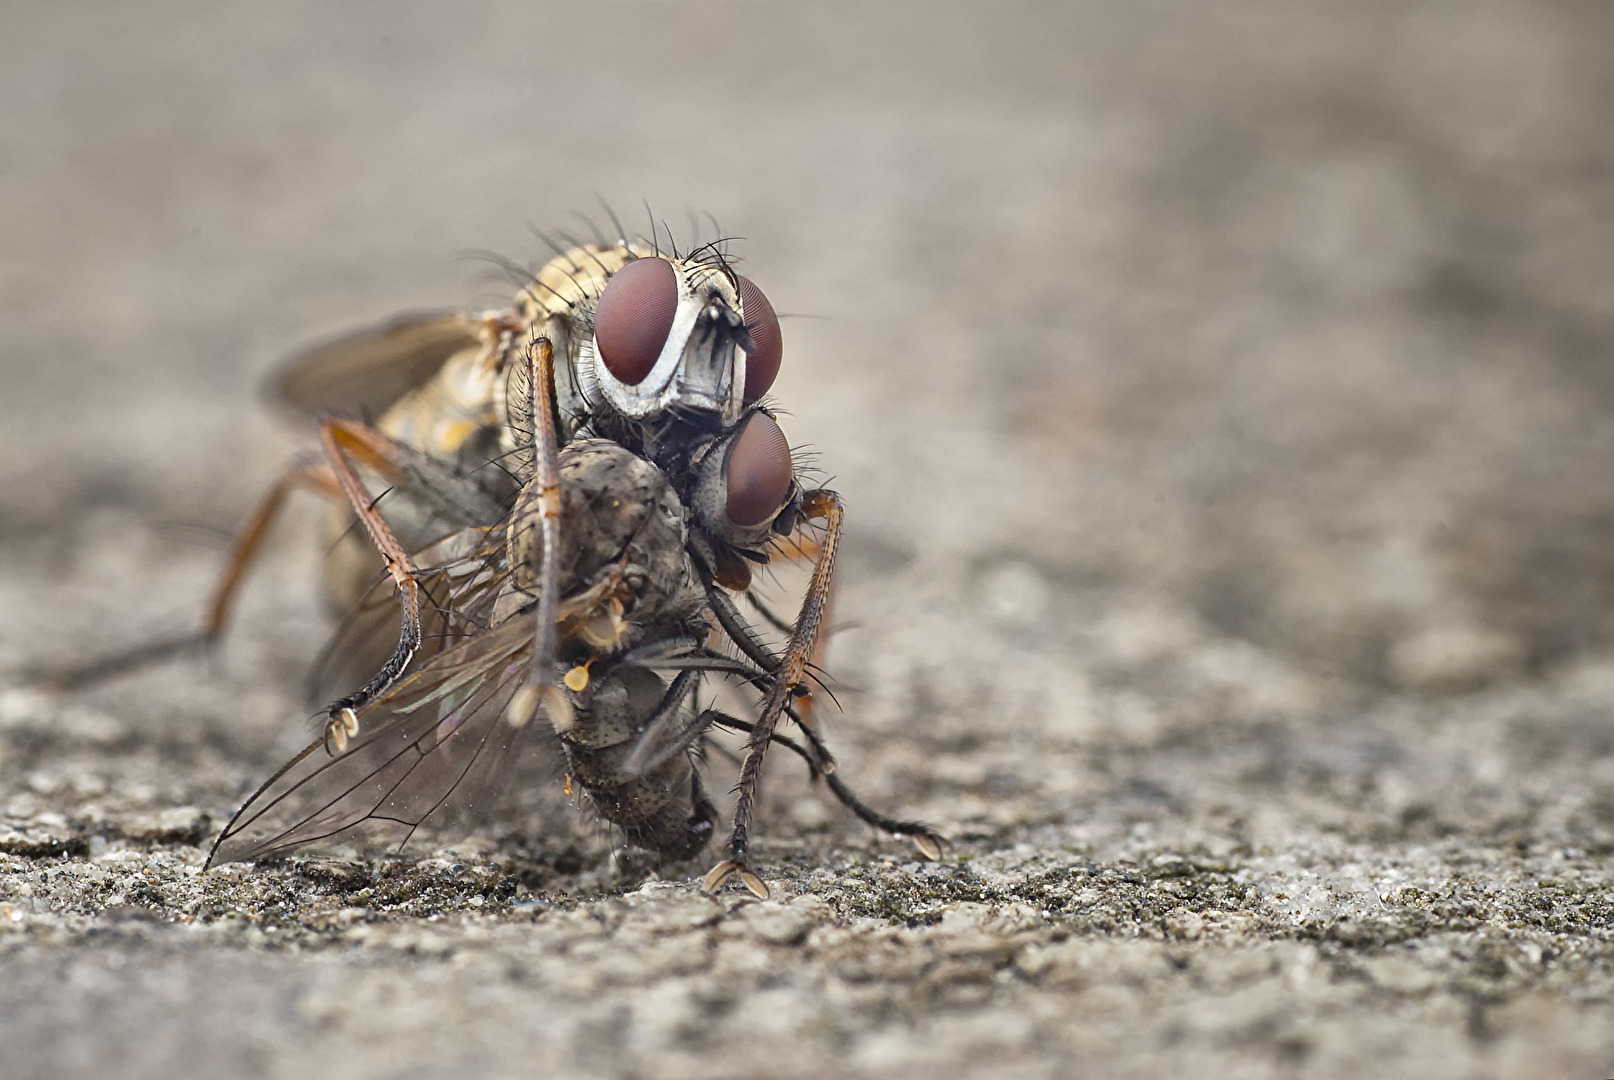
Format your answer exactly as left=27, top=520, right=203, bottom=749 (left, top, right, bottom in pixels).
left=507, top=439, right=688, bottom=611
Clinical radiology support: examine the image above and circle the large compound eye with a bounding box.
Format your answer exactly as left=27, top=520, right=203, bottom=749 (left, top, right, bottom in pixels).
left=737, top=276, right=782, bottom=403
left=726, top=412, right=794, bottom=527
left=594, top=257, right=678, bottom=385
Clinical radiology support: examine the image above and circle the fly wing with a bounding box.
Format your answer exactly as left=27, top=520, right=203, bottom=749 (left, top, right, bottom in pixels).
left=207, top=617, right=547, bottom=866
left=307, top=523, right=505, bottom=705
left=271, top=312, right=481, bottom=421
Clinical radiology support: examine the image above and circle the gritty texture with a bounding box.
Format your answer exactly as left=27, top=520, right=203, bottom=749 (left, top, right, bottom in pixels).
left=4, top=3, right=1614, bottom=1078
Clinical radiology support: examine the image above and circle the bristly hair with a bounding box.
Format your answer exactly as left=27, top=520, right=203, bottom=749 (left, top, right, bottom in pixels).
left=469, top=203, right=746, bottom=313
left=788, top=444, right=826, bottom=487
left=642, top=199, right=661, bottom=258
left=461, top=248, right=567, bottom=312
left=683, top=236, right=744, bottom=286
left=572, top=210, right=609, bottom=249
left=525, top=225, right=593, bottom=298
left=552, top=229, right=615, bottom=279
left=461, top=249, right=542, bottom=304
left=595, top=194, right=630, bottom=248
left=660, top=216, right=682, bottom=260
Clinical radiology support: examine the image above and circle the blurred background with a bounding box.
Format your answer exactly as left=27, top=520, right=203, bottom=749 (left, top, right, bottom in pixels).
left=4, top=1, right=1613, bottom=705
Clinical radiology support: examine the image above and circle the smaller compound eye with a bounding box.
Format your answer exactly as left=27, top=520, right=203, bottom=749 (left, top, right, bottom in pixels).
left=726, top=412, right=794, bottom=527
left=737, top=276, right=782, bottom=403
left=594, top=257, right=678, bottom=385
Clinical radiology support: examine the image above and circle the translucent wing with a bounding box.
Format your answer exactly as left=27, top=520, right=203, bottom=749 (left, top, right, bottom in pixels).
left=271, top=312, right=481, bottom=420
left=303, top=550, right=472, bottom=708
left=208, top=438, right=713, bottom=867
left=207, top=616, right=543, bottom=866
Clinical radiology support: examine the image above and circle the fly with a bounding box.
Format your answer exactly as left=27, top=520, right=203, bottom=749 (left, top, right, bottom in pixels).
left=207, top=435, right=722, bottom=865
left=206, top=402, right=939, bottom=889
left=192, top=222, right=938, bottom=893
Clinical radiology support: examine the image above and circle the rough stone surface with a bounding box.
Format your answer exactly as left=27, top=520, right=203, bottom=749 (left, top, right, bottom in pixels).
left=4, top=3, right=1614, bottom=1077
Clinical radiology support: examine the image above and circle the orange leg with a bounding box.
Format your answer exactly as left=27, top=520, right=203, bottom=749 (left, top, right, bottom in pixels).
left=759, top=529, right=835, bottom=730
left=503, top=336, right=568, bottom=732
left=704, top=489, right=846, bottom=898
left=216, top=413, right=515, bottom=749
left=712, top=522, right=839, bottom=736
left=310, top=416, right=438, bottom=749
left=703, top=579, right=833, bottom=773
left=207, top=414, right=454, bottom=645
left=204, top=460, right=344, bottom=642
left=43, top=458, right=344, bottom=690
left=47, top=418, right=430, bottom=694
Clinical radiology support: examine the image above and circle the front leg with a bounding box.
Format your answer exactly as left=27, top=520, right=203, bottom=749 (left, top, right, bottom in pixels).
left=704, top=489, right=845, bottom=898
left=504, top=335, right=570, bottom=732
left=309, top=416, right=436, bottom=752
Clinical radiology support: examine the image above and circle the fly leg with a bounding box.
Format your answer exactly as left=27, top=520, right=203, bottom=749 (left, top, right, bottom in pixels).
left=35, top=458, right=346, bottom=690
left=705, top=522, right=846, bottom=761
left=204, top=459, right=345, bottom=642
left=745, top=528, right=839, bottom=733
left=305, top=415, right=441, bottom=753
left=702, top=583, right=833, bottom=775
left=706, top=711, right=942, bottom=858
left=635, top=648, right=943, bottom=861
left=704, top=488, right=845, bottom=898
left=51, top=416, right=430, bottom=728
left=221, top=419, right=503, bottom=712
left=504, top=336, right=568, bottom=732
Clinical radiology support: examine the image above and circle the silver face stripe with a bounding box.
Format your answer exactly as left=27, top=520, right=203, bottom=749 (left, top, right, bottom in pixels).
left=585, top=262, right=746, bottom=423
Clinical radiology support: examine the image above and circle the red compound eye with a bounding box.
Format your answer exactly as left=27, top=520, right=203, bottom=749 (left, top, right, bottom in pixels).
left=726, top=412, right=793, bottom=527
left=594, top=257, right=678, bottom=385
left=737, top=276, right=782, bottom=403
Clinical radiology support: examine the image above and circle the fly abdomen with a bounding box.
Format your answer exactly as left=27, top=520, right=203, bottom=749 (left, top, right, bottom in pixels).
left=560, top=664, right=716, bottom=861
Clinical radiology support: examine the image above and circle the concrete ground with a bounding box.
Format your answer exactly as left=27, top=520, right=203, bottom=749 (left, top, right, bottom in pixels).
left=3, top=3, right=1614, bottom=1077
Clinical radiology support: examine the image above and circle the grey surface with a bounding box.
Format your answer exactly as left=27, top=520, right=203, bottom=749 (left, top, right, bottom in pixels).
left=4, top=2, right=1614, bottom=1077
